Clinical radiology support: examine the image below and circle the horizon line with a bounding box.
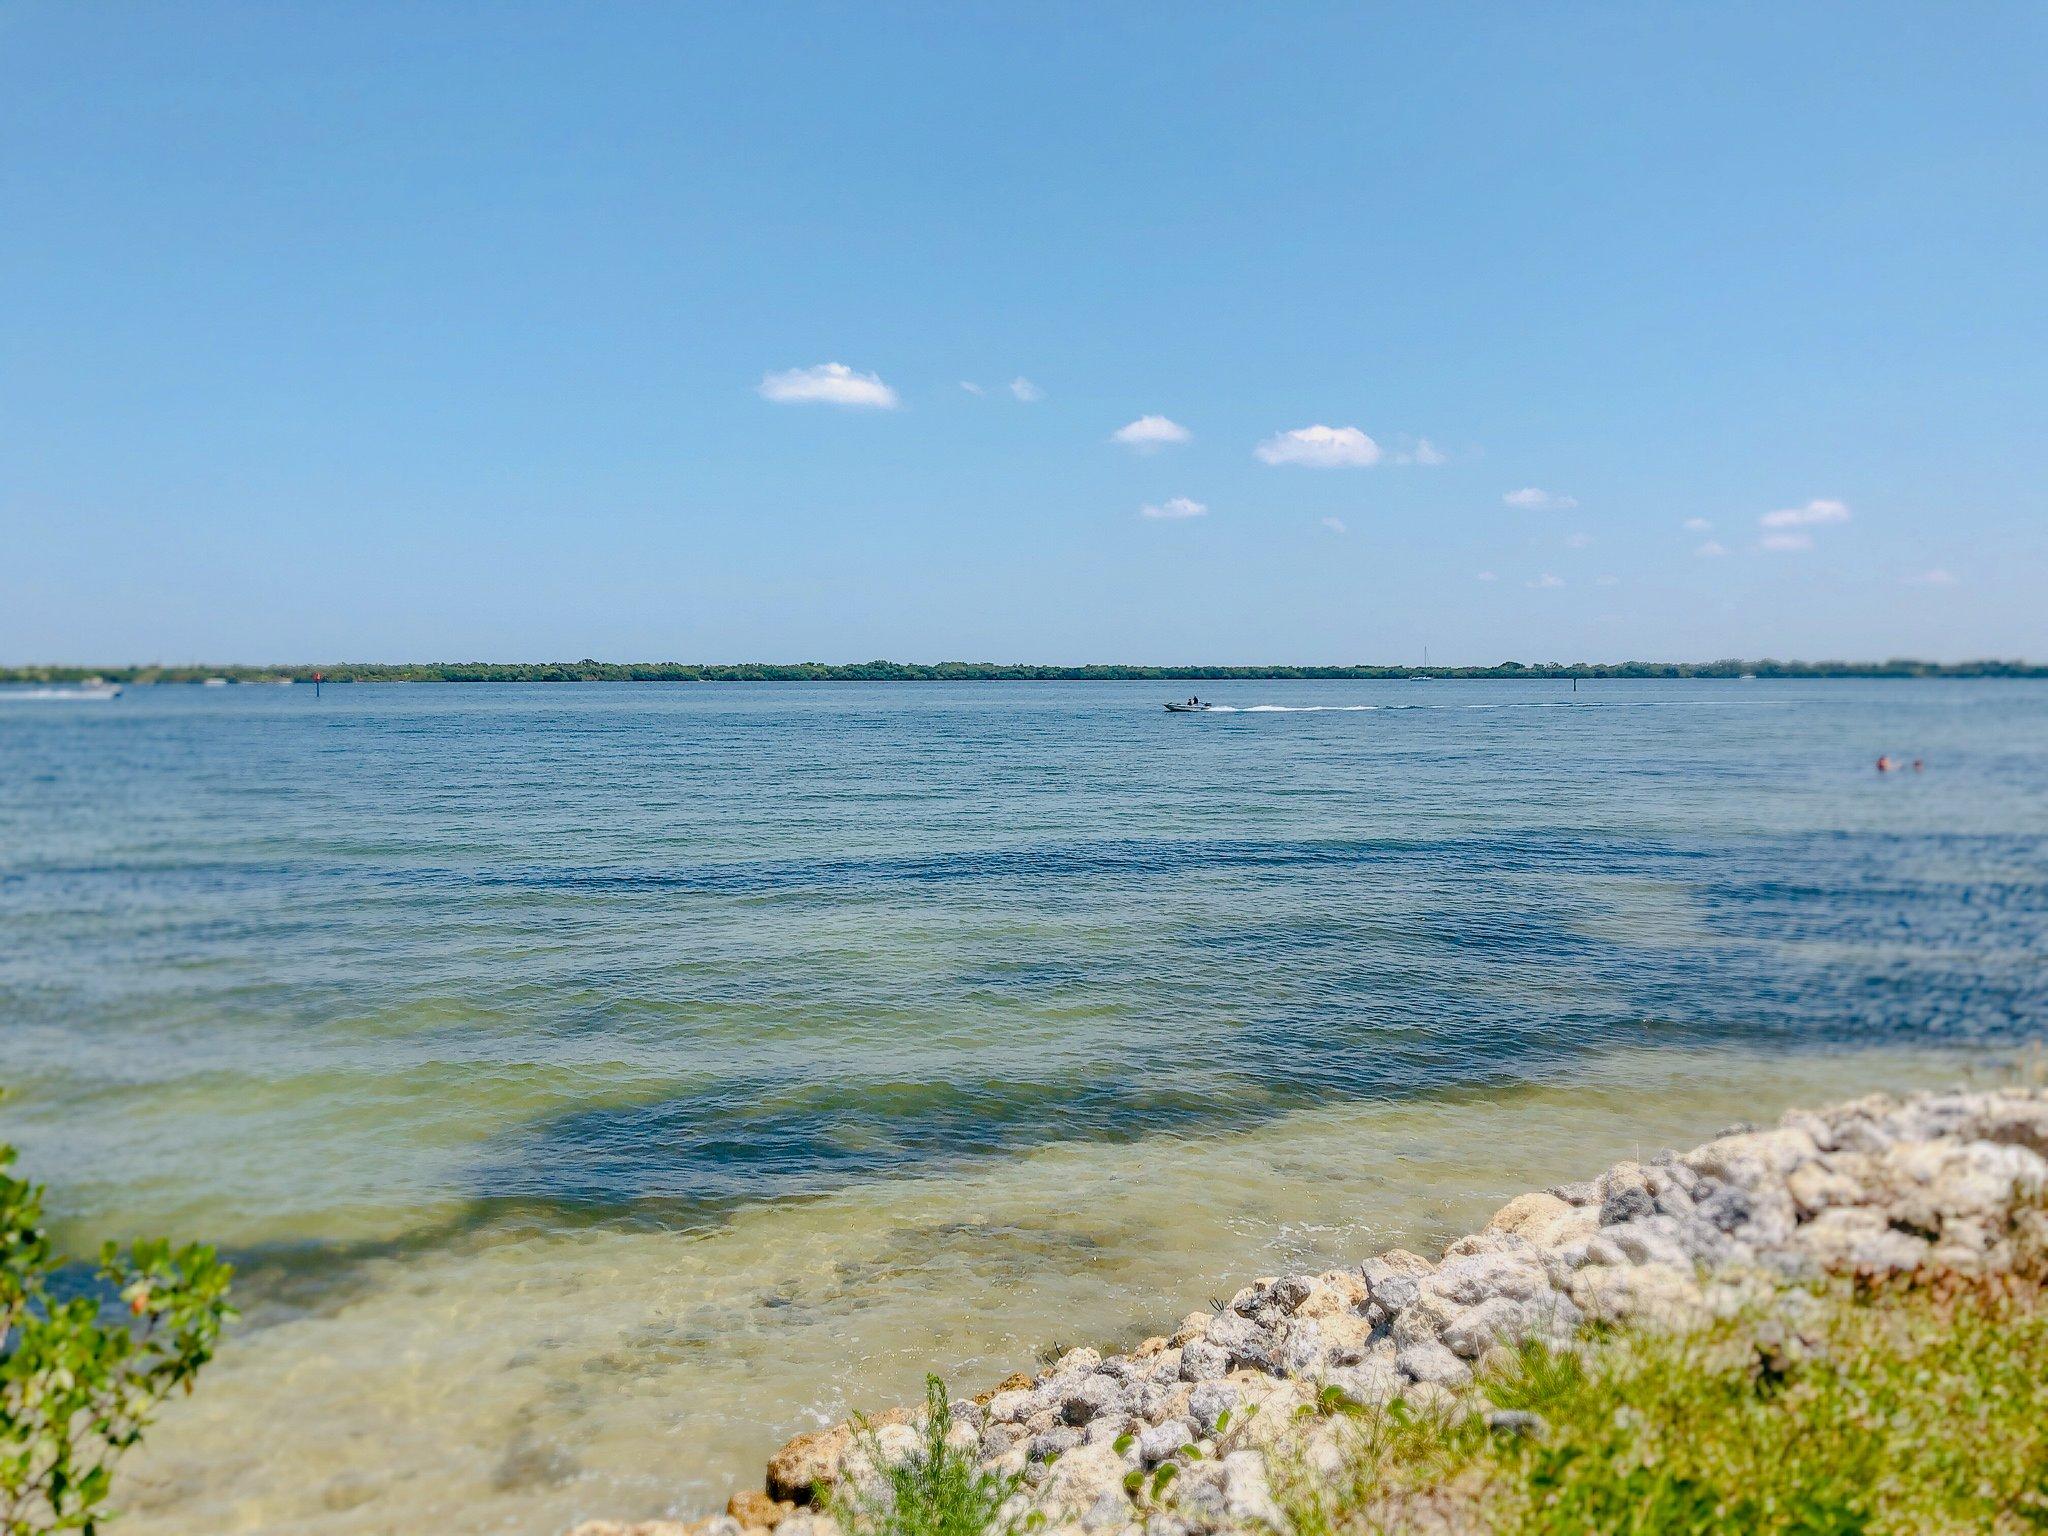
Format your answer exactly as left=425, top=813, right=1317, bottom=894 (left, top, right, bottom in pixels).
left=5, top=656, right=2042, bottom=682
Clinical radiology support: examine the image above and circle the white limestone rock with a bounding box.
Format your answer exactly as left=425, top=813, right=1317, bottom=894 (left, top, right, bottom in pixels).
left=672, top=1085, right=2048, bottom=1536
left=1137, top=1420, right=1194, bottom=1464
left=1170, top=1450, right=1285, bottom=1535
left=1036, top=1443, right=1132, bottom=1533
left=1185, top=1381, right=1238, bottom=1434
left=1062, top=1374, right=1127, bottom=1425
left=1793, top=1208, right=1931, bottom=1273
left=1323, top=1358, right=1402, bottom=1408
left=1567, top=1262, right=1707, bottom=1330
left=1395, top=1341, right=1472, bottom=1388
left=1177, top=1340, right=1230, bottom=1382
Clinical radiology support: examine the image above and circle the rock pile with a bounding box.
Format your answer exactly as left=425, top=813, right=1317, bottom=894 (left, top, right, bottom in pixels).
left=572, top=1085, right=2048, bottom=1536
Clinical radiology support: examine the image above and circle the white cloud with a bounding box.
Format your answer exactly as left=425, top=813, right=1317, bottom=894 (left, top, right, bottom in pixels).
left=1388, top=436, right=1449, bottom=465
left=1683, top=517, right=1713, bottom=532
left=1140, top=496, right=1207, bottom=520
left=959, top=381, right=985, bottom=396
left=1321, top=515, right=1347, bottom=534
left=1111, top=415, right=1191, bottom=451
left=1527, top=572, right=1565, bottom=589
left=1907, top=567, right=1960, bottom=586
left=1566, top=531, right=1593, bottom=548
left=1759, top=498, right=1850, bottom=529
left=1476, top=570, right=1498, bottom=582
left=1760, top=531, right=1814, bottom=552
left=1504, top=487, right=1578, bottom=510
left=758, top=363, right=900, bottom=409
left=1694, top=539, right=1729, bottom=558
left=1009, top=377, right=1043, bottom=402
left=1254, top=424, right=1382, bottom=468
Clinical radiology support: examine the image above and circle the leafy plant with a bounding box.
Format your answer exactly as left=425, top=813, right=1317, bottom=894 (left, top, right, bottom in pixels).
left=1280, top=1262, right=2048, bottom=1536
left=1310, top=1383, right=1372, bottom=1420
left=2, top=1133, right=234, bottom=1535
left=831, top=1377, right=1019, bottom=1536
left=1480, top=1339, right=1590, bottom=1417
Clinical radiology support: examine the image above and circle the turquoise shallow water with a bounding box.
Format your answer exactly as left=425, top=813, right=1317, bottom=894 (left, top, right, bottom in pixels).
left=2, top=678, right=2046, bottom=1531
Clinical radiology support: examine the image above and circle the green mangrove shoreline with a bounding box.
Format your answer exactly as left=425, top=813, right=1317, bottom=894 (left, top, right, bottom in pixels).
left=4, top=658, right=2044, bottom=685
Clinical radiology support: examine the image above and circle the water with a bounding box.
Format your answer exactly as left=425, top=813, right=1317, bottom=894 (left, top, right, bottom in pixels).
left=2, top=679, right=2044, bottom=1533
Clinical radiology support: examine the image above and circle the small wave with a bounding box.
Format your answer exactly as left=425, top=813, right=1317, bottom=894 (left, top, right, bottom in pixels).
left=1192, top=700, right=1610, bottom=714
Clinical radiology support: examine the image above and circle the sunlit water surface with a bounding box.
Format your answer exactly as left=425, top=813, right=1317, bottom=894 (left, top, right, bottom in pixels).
left=2, top=680, right=2044, bottom=1533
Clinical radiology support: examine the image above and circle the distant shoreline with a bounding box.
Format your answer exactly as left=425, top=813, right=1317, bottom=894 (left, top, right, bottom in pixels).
left=3, top=658, right=2044, bottom=685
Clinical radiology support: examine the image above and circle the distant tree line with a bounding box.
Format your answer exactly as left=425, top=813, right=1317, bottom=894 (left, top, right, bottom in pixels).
left=3, top=657, right=2044, bottom=684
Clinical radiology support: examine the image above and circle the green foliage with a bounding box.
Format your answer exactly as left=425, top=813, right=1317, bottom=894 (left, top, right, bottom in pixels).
left=1282, top=1268, right=2048, bottom=1536
left=1479, top=1338, right=1590, bottom=1417
left=1, top=1137, right=234, bottom=1536
left=1499, top=1272, right=2048, bottom=1534
left=831, top=1377, right=1019, bottom=1536
left=5, top=658, right=2044, bottom=686
left=1311, top=1383, right=1373, bottom=1419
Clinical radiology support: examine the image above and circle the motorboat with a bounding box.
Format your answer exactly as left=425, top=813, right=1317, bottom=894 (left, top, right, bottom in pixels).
left=1163, top=699, right=1214, bottom=712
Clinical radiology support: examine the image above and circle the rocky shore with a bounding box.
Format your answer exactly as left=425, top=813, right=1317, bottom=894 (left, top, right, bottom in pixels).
left=572, top=1084, right=2048, bottom=1536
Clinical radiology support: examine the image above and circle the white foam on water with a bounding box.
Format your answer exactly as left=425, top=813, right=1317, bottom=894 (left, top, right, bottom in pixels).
left=1184, top=699, right=1633, bottom=714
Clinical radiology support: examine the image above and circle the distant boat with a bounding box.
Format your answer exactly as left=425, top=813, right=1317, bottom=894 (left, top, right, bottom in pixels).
left=1163, top=700, right=1214, bottom=712
left=0, top=684, right=121, bottom=701
left=1739, top=672, right=1758, bottom=681
left=202, top=677, right=230, bottom=687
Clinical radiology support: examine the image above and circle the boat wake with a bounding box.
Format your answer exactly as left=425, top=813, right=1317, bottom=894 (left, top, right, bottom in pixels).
left=1203, top=704, right=1380, bottom=713
left=1185, top=700, right=1613, bottom=715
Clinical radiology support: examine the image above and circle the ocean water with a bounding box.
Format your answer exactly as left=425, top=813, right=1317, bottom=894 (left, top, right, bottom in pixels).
left=2, top=678, right=2045, bottom=1533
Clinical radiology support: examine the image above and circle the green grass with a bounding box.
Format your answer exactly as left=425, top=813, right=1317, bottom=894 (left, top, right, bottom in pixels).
left=1281, top=1265, right=2048, bottom=1535
left=830, top=1377, right=1022, bottom=1536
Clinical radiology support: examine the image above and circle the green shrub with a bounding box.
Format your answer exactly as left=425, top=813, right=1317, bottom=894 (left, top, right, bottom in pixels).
left=831, top=1377, right=1019, bottom=1536
left=1283, top=1266, right=2048, bottom=1536
left=2, top=1135, right=233, bottom=1535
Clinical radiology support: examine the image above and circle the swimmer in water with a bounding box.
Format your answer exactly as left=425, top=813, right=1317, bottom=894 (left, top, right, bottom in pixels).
left=1876, top=755, right=1896, bottom=772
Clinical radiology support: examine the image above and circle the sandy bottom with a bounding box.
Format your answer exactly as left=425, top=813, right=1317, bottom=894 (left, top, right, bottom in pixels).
left=120, top=1044, right=2022, bottom=1535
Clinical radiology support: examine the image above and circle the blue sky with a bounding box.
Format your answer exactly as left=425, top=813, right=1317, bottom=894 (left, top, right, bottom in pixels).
left=3, top=2, right=2043, bottom=664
